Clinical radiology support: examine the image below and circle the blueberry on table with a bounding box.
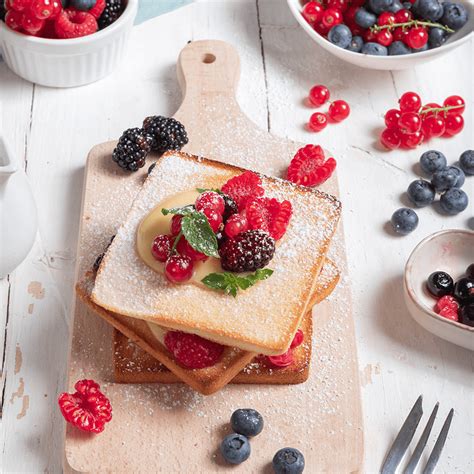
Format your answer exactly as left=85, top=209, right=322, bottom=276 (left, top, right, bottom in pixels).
left=427, top=271, right=454, bottom=297
left=459, top=303, right=474, bottom=327
left=389, top=41, right=412, bottom=55
left=415, top=0, right=444, bottom=21
left=429, top=27, right=449, bottom=48
left=439, top=188, right=468, bottom=214
left=369, top=0, right=394, bottom=14
left=328, top=24, right=353, bottom=49
left=446, top=165, right=465, bottom=188
left=459, top=150, right=474, bottom=176
left=420, top=150, right=447, bottom=175
left=362, top=42, right=388, bottom=55
left=354, top=7, right=377, bottom=28
left=220, top=433, right=251, bottom=464
left=407, top=179, right=435, bottom=207
left=272, top=448, right=305, bottom=474
left=391, top=208, right=418, bottom=235
left=441, top=2, right=469, bottom=30
left=347, top=35, right=364, bottom=52
left=454, top=278, right=474, bottom=304
left=431, top=168, right=458, bottom=192
left=231, top=409, right=264, bottom=437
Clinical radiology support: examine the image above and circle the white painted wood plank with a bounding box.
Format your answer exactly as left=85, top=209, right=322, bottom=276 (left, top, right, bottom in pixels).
left=258, top=2, right=473, bottom=471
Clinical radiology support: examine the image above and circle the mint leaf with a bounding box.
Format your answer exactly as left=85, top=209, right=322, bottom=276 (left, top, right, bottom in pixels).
left=181, top=212, right=219, bottom=258
left=196, top=188, right=223, bottom=194
left=161, top=205, right=195, bottom=216
left=201, top=269, right=273, bottom=297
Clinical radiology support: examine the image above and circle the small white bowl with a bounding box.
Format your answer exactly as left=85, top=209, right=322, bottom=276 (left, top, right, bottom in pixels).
left=404, top=230, right=474, bottom=351
left=287, top=0, right=474, bottom=70
left=0, top=0, right=138, bottom=87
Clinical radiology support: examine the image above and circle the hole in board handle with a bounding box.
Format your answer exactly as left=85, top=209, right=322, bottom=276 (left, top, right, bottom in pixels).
left=202, top=53, right=216, bottom=64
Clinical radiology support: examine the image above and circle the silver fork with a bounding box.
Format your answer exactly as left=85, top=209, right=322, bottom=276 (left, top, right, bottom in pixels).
left=380, top=395, right=454, bottom=474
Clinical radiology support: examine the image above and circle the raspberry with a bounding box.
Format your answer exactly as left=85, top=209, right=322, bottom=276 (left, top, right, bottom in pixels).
left=290, top=329, right=304, bottom=349
left=195, top=191, right=225, bottom=215
left=151, top=235, right=172, bottom=262
left=221, top=171, right=264, bottom=212
left=164, top=331, right=224, bottom=369
left=219, top=230, right=275, bottom=273
left=435, top=295, right=459, bottom=313
left=287, top=145, right=336, bottom=187
left=438, top=307, right=459, bottom=321
left=58, top=379, right=112, bottom=434
left=246, top=197, right=292, bottom=241
left=268, top=350, right=294, bottom=368
left=88, top=0, right=105, bottom=18
left=55, top=9, right=97, bottom=39
left=224, top=213, right=248, bottom=239
left=164, top=255, right=194, bottom=283
left=176, top=236, right=208, bottom=262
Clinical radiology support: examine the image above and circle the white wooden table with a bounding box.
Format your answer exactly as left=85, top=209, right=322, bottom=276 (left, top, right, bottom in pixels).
left=0, top=1, right=472, bottom=472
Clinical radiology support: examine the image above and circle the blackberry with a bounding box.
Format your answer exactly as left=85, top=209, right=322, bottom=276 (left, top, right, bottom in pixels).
left=142, top=116, right=188, bottom=154
left=222, top=193, right=238, bottom=221
left=112, top=128, right=153, bottom=172
left=98, top=0, right=123, bottom=30
left=219, top=230, right=275, bottom=273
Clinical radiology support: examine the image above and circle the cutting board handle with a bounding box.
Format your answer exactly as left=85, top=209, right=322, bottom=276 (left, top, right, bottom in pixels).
left=177, top=40, right=241, bottom=101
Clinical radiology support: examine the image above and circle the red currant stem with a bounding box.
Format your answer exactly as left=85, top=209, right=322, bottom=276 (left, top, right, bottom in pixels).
left=371, top=20, right=454, bottom=34
left=171, top=230, right=183, bottom=254
left=419, top=104, right=464, bottom=115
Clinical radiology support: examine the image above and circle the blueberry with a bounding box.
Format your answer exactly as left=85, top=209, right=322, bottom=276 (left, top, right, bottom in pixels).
left=420, top=150, right=447, bottom=175
left=388, top=0, right=404, bottom=12
left=71, top=0, right=96, bottom=10
left=459, top=303, right=474, bottom=327
left=467, top=264, right=474, bottom=279
left=272, top=448, right=305, bottom=474
left=439, top=188, right=468, bottom=214
left=220, top=433, right=251, bottom=465
left=414, top=43, right=429, bottom=52
left=431, top=167, right=458, bottom=192
left=403, top=1, right=413, bottom=9
left=413, top=0, right=443, bottom=21
left=389, top=41, right=412, bottom=55
left=328, top=24, right=353, bottom=49
left=355, top=7, right=377, bottom=28
left=347, top=35, right=364, bottom=52
left=362, top=42, right=388, bottom=55
left=459, top=150, right=474, bottom=175
left=369, top=0, right=394, bottom=14
left=429, top=27, right=449, bottom=48
left=427, top=271, right=454, bottom=297
left=231, top=409, right=264, bottom=437
left=391, top=208, right=418, bottom=235
left=407, top=179, right=435, bottom=207
left=447, top=165, right=465, bottom=187
left=441, top=2, right=468, bottom=30
left=454, top=277, right=474, bottom=303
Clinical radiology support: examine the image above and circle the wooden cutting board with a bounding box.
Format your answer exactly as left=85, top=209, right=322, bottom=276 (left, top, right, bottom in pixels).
left=64, top=40, right=363, bottom=473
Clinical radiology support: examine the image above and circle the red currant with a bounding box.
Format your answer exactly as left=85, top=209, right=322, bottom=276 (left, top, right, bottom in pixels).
left=202, top=208, right=223, bottom=232
left=364, top=28, right=377, bottom=42
left=350, top=0, right=366, bottom=5
left=224, top=214, right=248, bottom=239
left=376, top=29, right=393, bottom=46
left=420, top=103, right=441, bottom=117
left=421, top=115, right=445, bottom=139
left=399, top=92, right=421, bottom=113
left=328, top=100, right=350, bottom=122
left=29, top=0, right=54, bottom=20
left=302, top=1, right=323, bottom=24
left=308, top=84, right=330, bottom=107
left=195, top=191, right=225, bottom=215
left=21, top=11, right=44, bottom=34
left=443, top=95, right=465, bottom=115
left=314, top=21, right=330, bottom=36
left=405, top=27, right=428, bottom=49
left=10, top=0, right=32, bottom=12
left=5, top=9, right=24, bottom=30
left=344, top=6, right=358, bottom=24
left=170, top=214, right=182, bottom=236
left=321, top=8, right=343, bottom=29
left=384, top=109, right=401, bottom=129
left=327, top=0, right=348, bottom=12
left=393, top=27, right=409, bottom=42
left=49, top=0, right=62, bottom=19
left=398, top=112, right=421, bottom=134
left=443, top=114, right=464, bottom=136
left=400, top=130, right=424, bottom=149
left=309, top=112, right=328, bottom=132
left=349, top=23, right=364, bottom=36
left=164, top=255, right=194, bottom=283
left=151, top=235, right=172, bottom=262
left=176, top=236, right=208, bottom=262
left=378, top=12, right=395, bottom=26
left=394, top=9, right=412, bottom=22
left=380, top=128, right=402, bottom=149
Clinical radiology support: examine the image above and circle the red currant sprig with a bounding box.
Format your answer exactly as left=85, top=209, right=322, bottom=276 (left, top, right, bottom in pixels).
left=370, top=19, right=454, bottom=34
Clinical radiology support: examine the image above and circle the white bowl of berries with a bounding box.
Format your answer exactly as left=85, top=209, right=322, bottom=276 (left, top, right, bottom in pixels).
left=288, top=0, right=473, bottom=70
left=0, top=0, right=138, bottom=87
left=404, top=230, right=474, bottom=351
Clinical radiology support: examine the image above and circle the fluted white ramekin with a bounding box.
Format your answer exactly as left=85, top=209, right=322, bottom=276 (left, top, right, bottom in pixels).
left=0, top=0, right=138, bottom=88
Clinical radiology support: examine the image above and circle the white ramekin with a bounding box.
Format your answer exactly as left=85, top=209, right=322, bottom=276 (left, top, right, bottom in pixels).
left=0, top=0, right=138, bottom=88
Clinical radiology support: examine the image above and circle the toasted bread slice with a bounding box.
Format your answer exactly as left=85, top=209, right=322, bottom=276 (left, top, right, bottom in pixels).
left=113, top=259, right=339, bottom=385
left=91, top=152, right=341, bottom=355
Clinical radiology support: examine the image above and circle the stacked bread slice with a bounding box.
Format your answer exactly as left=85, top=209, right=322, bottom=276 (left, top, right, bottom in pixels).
left=78, top=152, right=341, bottom=394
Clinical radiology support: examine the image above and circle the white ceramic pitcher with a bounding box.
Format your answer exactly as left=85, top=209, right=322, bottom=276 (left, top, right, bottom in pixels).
left=0, top=130, right=37, bottom=279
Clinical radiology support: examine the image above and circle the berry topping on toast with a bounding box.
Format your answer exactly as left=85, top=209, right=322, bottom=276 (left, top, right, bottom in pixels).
left=221, top=171, right=264, bottom=211
left=246, top=197, right=292, bottom=240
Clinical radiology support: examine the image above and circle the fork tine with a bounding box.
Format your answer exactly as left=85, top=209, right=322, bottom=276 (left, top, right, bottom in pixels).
left=404, top=403, right=439, bottom=474
left=380, top=395, right=424, bottom=474
left=422, top=408, right=454, bottom=474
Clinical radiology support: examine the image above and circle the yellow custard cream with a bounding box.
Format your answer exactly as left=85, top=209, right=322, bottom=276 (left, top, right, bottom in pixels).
left=136, top=191, right=221, bottom=286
